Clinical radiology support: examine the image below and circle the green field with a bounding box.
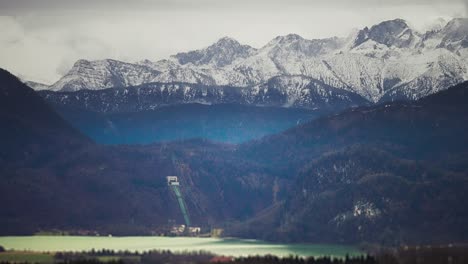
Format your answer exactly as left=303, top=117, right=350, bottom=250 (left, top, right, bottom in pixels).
left=0, top=236, right=364, bottom=257
left=0, top=236, right=363, bottom=258
left=0, top=251, right=142, bottom=264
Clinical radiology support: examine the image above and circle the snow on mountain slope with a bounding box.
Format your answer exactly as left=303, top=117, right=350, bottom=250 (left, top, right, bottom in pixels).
left=137, top=59, right=180, bottom=72
left=49, top=59, right=161, bottom=92
left=24, top=81, right=50, bottom=91
left=322, top=53, right=385, bottom=102
left=245, top=75, right=368, bottom=109
left=381, top=50, right=467, bottom=101
left=209, top=34, right=347, bottom=88
left=45, top=18, right=468, bottom=106
left=438, top=18, right=468, bottom=51
left=261, top=34, right=344, bottom=58
left=151, top=67, right=217, bottom=85
left=40, top=75, right=369, bottom=113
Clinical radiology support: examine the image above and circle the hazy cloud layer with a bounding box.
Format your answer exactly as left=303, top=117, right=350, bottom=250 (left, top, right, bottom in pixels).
left=0, top=0, right=466, bottom=83
left=0, top=0, right=466, bottom=12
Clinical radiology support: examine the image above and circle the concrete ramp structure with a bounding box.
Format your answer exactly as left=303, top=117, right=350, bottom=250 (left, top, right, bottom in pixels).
left=167, top=176, right=191, bottom=227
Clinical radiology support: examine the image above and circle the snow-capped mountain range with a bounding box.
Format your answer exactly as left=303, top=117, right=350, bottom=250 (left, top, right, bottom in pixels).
left=35, top=18, right=468, bottom=107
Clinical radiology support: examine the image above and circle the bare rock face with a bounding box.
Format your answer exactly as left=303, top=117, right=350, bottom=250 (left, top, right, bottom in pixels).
left=352, top=19, right=415, bottom=48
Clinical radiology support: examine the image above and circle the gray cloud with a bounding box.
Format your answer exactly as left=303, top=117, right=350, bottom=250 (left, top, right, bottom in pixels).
left=465, top=0, right=468, bottom=16
left=0, top=0, right=466, bottom=14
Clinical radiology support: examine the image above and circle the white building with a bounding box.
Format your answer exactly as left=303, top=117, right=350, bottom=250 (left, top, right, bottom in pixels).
left=166, top=176, right=180, bottom=186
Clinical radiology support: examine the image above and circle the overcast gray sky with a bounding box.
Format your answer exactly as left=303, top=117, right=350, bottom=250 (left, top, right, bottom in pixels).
left=0, top=0, right=467, bottom=83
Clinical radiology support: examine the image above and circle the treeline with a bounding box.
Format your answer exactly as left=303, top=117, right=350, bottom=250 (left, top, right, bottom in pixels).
left=233, top=255, right=377, bottom=264
left=56, top=249, right=139, bottom=258
left=55, top=248, right=214, bottom=257
left=3, top=246, right=468, bottom=264
left=392, top=245, right=468, bottom=264
left=54, top=249, right=215, bottom=264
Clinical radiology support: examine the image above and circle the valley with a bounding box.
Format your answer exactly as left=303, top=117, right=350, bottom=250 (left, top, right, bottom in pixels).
left=42, top=103, right=323, bottom=144
left=1, top=68, right=468, bottom=246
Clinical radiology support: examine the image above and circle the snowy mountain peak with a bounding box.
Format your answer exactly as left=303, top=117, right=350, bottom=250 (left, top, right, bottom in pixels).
left=215, top=36, right=242, bottom=45
left=172, top=36, right=256, bottom=67
left=137, top=58, right=180, bottom=72
left=424, top=17, right=449, bottom=32
left=371, top=18, right=410, bottom=33
left=262, top=33, right=343, bottom=57
left=73, top=59, right=91, bottom=67
left=438, top=18, right=468, bottom=50
left=49, top=59, right=160, bottom=92
left=353, top=18, right=414, bottom=49
left=138, top=59, right=153, bottom=66
left=445, top=18, right=468, bottom=29
left=275, top=34, right=304, bottom=42
left=266, top=34, right=312, bottom=48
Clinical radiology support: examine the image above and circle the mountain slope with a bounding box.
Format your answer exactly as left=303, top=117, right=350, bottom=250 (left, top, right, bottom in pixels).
left=40, top=76, right=369, bottom=113
left=3, top=68, right=468, bottom=245
left=231, top=81, right=468, bottom=244
left=239, top=81, right=468, bottom=173
left=352, top=19, right=416, bottom=49
left=39, top=75, right=369, bottom=144
left=0, top=69, right=90, bottom=164
left=172, top=37, right=257, bottom=67
left=49, top=59, right=161, bottom=92
left=0, top=69, right=278, bottom=235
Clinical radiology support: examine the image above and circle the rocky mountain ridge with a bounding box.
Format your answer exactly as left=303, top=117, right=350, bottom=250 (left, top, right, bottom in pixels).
left=40, top=76, right=369, bottom=113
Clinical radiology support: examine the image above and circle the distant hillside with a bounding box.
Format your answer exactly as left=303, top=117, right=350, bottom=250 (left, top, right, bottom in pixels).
left=2, top=68, right=468, bottom=245
left=239, top=81, right=468, bottom=174
left=230, top=81, right=468, bottom=244
left=0, top=69, right=90, bottom=164
left=0, top=69, right=277, bottom=235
